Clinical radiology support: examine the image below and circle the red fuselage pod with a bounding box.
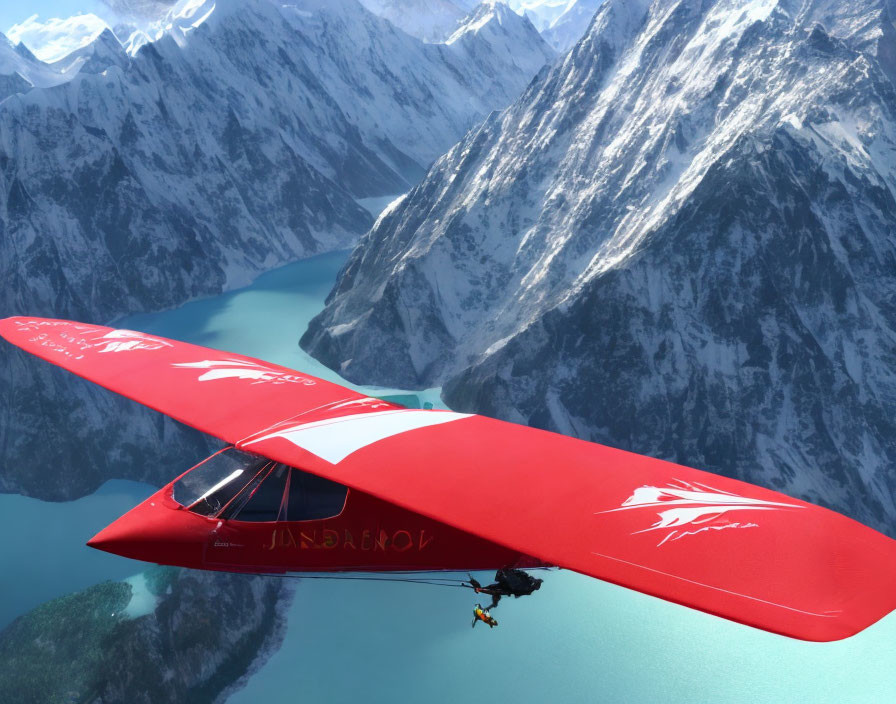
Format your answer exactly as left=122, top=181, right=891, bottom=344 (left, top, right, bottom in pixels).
left=87, top=447, right=540, bottom=573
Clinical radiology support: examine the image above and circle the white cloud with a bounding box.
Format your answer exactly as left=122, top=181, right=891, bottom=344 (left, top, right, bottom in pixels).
left=8, top=13, right=111, bottom=63
left=99, top=0, right=178, bottom=21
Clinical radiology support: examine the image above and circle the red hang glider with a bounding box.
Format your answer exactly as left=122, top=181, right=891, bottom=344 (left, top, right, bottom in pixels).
left=2, top=316, right=895, bottom=642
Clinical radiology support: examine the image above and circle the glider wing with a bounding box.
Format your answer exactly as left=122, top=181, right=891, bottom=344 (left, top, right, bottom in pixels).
left=245, top=411, right=896, bottom=642
left=0, top=316, right=383, bottom=444
left=3, top=316, right=894, bottom=642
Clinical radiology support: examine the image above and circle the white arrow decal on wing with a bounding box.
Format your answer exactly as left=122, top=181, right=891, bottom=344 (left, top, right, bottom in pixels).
left=172, top=359, right=316, bottom=385
left=242, top=409, right=473, bottom=464
left=598, top=480, right=804, bottom=546
left=92, top=329, right=173, bottom=353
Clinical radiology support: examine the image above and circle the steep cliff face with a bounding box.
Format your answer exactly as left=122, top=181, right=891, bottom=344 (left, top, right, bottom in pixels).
left=303, top=0, right=896, bottom=536
left=446, top=1, right=556, bottom=88
left=0, top=568, right=292, bottom=704
left=271, top=0, right=554, bottom=188
left=0, top=358, right=218, bottom=500
left=0, top=0, right=553, bottom=501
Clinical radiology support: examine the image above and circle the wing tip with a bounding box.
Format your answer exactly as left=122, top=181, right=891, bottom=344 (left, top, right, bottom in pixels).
left=0, top=316, right=24, bottom=342
left=0, top=316, right=45, bottom=343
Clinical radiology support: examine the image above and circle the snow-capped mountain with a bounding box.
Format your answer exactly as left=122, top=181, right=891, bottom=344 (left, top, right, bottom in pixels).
left=0, top=33, right=69, bottom=100
left=303, top=0, right=896, bottom=537
left=0, top=0, right=553, bottom=500
left=271, top=0, right=554, bottom=185
left=0, top=26, right=130, bottom=100
left=6, top=13, right=111, bottom=63
left=358, top=0, right=477, bottom=42
left=446, top=1, right=556, bottom=86
left=505, top=0, right=604, bottom=52
left=507, top=0, right=571, bottom=32
left=117, top=0, right=224, bottom=56
left=51, top=28, right=130, bottom=75
left=541, top=0, right=602, bottom=52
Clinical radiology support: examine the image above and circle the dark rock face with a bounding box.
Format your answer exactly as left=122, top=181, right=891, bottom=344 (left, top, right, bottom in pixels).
left=444, top=133, right=896, bottom=533
left=0, top=568, right=292, bottom=704
left=0, top=352, right=218, bottom=499
left=304, top=0, right=896, bottom=537
left=0, top=71, right=32, bottom=102
left=0, top=0, right=552, bottom=501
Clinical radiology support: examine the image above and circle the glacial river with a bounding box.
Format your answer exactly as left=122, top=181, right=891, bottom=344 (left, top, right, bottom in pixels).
left=2, top=250, right=894, bottom=702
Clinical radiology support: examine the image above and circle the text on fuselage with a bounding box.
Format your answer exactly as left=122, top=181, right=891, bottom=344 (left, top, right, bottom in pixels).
left=264, top=527, right=434, bottom=552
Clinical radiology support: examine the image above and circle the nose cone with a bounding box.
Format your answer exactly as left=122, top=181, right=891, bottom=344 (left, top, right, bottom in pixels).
left=88, top=492, right=209, bottom=568
left=87, top=519, right=136, bottom=553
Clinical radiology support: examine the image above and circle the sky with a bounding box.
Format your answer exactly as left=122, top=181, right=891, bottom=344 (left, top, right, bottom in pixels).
left=1, top=3, right=108, bottom=36
left=2, top=1, right=180, bottom=38
left=0, top=1, right=572, bottom=42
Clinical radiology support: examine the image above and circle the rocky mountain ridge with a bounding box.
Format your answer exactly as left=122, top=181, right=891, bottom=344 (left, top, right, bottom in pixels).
left=0, top=33, right=69, bottom=100
left=358, top=0, right=479, bottom=42
left=303, top=0, right=896, bottom=537
left=0, top=0, right=553, bottom=501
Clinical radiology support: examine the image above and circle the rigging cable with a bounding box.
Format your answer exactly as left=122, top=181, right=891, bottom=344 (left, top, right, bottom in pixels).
left=253, top=573, right=470, bottom=588
left=249, top=566, right=557, bottom=589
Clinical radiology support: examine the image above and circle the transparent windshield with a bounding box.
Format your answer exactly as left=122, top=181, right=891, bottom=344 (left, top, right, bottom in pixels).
left=219, top=463, right=287, bottom=521
left=172, top=447, right=347, bottom=522
left=172, top=448, right=270, bottom=514
left=285, top=469, right=349, bottom=521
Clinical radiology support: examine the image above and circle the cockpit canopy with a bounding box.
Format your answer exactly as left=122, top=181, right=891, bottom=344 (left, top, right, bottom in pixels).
left=172, top=447, right=348, bottom=522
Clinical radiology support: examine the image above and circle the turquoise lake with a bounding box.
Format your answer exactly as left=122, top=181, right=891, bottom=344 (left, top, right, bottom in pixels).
left=3, top=250, right=894, bottom=702
left=0, top=480, right=155, bottom=630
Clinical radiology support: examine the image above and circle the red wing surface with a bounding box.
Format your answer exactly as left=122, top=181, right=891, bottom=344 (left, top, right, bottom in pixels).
left=244, top=413, right=896, bottom=642
left=3, top=316, right=895, bottom=641
left=0, top=316, right=399, bottom=444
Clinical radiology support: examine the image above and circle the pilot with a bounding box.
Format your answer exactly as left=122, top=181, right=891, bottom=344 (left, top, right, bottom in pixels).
left=464, top=568, right=543, bottom=610
left=465, top=575, right=505, bottom=610
left=472, top=604, right=498, bottom=629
